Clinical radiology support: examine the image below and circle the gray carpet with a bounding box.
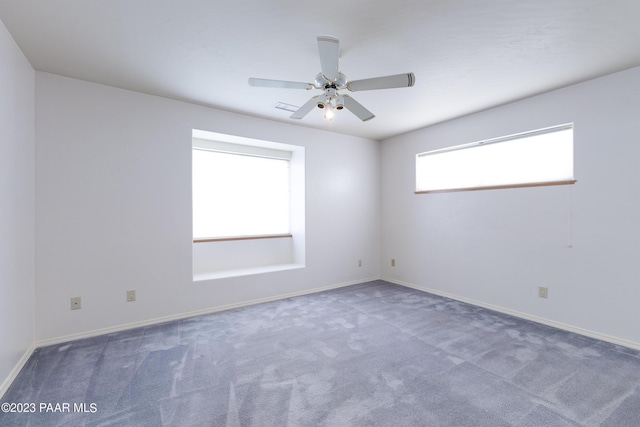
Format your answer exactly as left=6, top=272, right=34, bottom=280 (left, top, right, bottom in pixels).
left=2, top=280, right=640, bottom=426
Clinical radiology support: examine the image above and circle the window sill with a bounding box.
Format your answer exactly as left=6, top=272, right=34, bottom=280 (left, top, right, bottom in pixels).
left=415, top=179, right=576, bottom=194
left=193, top=263, right=304, bottom=282
left=194, top=234, right=292, bottom=243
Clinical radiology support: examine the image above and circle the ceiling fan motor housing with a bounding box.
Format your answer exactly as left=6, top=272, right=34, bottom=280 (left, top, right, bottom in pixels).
left=315, top=72, right=347, bottom=88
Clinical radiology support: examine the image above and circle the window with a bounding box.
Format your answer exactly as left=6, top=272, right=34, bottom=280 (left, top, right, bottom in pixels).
left=416, top=123, right=575, bottom=193
left=193, top=139, right=292, bottom=240
left=191, top=130, right=305, bottom=280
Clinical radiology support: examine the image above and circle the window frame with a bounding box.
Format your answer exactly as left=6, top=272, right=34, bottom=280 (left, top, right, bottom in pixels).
left=415, top=123, right=576, bottom=194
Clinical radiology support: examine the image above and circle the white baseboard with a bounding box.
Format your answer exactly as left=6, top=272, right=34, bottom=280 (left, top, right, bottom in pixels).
left=0, top=342, right=37, bottom=399
left=36, top=277, right=379, bottom=348
left=383, top=276, right=640, bottom=351
left=13, top=275, right=634, bottom=398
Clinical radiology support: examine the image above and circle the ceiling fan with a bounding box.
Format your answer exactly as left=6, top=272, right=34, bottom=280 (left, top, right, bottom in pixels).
left=248, top=36, right=415, bottom=122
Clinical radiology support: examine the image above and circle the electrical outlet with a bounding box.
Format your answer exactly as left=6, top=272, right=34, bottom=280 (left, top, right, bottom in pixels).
left=358, top=259, right=362, bottom=267
left=127, top=289, right=136, bottom=302
left=391, top=259, right=396, bottom=267
left=538, top=286, right=548, bottom=299
left=70, top=297, right=81, bottom=310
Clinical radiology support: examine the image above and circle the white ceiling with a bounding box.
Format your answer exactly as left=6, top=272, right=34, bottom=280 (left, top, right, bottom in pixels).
left=2, top=0, right=640, bottom=140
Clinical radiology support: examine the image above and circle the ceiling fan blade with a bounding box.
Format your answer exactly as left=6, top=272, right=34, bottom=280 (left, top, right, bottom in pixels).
left=347, top=73, right=415, bottom=91
left=248, top=78, right=313, bottom=90
left=317, top=36, right=340, bottom=82
left=342, top=95, right=375, bottom=121
left=290, top=96, right=320, bottom=119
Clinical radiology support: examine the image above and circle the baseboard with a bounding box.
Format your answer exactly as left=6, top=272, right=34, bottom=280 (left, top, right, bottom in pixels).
left=11, top=275, right=635, bottom=397
left=383, top=276, right=640, bottom=352
left=0, top=342, right=37, bottom=399
left=36, top=277, right=379, bottom=348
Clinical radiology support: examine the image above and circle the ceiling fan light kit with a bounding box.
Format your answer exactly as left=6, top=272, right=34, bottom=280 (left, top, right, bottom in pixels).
left=249, top=35, right=415, bottom=122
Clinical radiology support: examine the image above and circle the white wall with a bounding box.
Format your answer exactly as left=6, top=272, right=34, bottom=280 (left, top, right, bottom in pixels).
left=381, top=66, right=640, bottom=347
left=35, top=72, right=381, bottom=342
left=0, top=20, right=35, bottom=393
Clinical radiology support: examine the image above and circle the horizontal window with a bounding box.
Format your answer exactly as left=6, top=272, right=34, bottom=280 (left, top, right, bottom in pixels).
left=416, top=124, right=575, bottom=194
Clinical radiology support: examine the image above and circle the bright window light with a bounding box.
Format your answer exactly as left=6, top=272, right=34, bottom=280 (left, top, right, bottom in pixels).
left=416, top=124, right=575, bottom=193
left=193, top=149, right=290, bottom=239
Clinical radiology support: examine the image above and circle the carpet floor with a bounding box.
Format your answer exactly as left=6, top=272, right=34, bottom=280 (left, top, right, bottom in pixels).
left=1, top=280, right=640, bottom=426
